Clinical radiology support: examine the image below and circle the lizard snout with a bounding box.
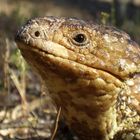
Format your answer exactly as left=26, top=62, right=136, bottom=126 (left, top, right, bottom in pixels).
left=15, top=26, right=30, bottom=45
left=15, top=25, right=46, bottom=47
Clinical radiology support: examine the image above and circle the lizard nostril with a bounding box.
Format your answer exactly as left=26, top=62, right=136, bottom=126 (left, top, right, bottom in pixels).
left=34, top=31, right=40, bottom=37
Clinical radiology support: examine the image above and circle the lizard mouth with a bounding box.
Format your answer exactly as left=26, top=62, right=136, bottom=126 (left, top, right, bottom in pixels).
left=17, top=41, right=124, bottom=86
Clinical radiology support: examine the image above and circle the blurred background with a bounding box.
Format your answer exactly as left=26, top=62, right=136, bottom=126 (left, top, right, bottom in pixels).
left=0, top=0, right=140, bottom=42
left=0, top=0, right=140, bottom=139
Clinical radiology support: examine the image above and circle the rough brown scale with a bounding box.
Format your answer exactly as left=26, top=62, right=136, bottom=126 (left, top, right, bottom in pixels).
left=15, top=16, right=140, bottom=140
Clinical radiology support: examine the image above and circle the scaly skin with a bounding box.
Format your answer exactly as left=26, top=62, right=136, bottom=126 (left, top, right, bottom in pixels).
left=15, top=17, right=140, bottom=140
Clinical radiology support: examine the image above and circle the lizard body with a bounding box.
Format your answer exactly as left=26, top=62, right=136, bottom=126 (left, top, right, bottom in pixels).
left=15, top=17, right=140, bottom=140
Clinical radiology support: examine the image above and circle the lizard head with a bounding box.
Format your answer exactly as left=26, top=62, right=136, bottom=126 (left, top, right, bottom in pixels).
left=15, top=16, right=140, bottom=79
left=15, top=16, right=140, bottom=104
left=15, top=16, right=140, bottom=139
left=15, top=16, right=140, bottom=95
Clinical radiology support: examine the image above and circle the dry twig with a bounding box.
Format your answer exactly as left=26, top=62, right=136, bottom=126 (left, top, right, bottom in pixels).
left=3, top=38, right=10, bottom=96
left=50, top=107, right=61, bottom=140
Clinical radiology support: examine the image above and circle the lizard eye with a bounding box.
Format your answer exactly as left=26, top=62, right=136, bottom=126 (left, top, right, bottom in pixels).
left=74, top=34, right=85, bottom=43
left=71, top=32, right=89, bottom=46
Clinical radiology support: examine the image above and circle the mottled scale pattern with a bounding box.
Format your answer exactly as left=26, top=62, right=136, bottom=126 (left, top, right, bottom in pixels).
left=15, top=16, right=140, bottom=140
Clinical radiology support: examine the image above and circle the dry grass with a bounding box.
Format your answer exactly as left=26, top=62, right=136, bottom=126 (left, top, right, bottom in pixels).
left=0, top=38, right=58, bottom=140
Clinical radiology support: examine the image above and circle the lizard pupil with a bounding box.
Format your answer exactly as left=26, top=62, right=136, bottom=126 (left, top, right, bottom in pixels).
left=35, top=31, right=40, bottom=37
left=73, top=34, right=86, bottom=43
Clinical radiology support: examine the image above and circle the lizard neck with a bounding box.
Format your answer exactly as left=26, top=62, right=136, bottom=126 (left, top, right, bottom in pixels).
left=41, top=69, right=120, bottom=140
left=34, top=60, right=140, bottom=140
left=115, top=74, right=140, bottom=139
